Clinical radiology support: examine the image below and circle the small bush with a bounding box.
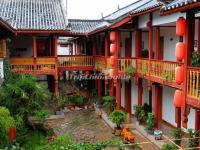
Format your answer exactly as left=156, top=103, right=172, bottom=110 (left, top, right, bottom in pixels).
left=110, top=110, right=126, bottom=129
left=161, top=144, right=178, bottom=150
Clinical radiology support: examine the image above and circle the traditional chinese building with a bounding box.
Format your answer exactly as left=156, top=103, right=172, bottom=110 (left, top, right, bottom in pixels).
left=0, top=0, right=200, bottom=132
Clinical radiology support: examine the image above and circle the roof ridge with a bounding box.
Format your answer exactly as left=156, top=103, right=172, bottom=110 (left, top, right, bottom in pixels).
left=68, top=19, right=104, bottom=22
left=103, top=0, right=151, bottom=19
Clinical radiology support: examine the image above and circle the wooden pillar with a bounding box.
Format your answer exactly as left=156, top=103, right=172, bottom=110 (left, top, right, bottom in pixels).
left=116, top=79, right=121, bottom=110
left=54, top=35, right=58, bottom=95
left=198, top=19, right=200, bottom=55
left=182, top=11, right=195, bottom=128
left=110, top=80, right=114, bottom=96
left=195, top=110, right=200, bottom=130
left=175, top=107, right=182, bottom=128
left=154, top=84, right=162, bottom=128
left=125, top=81, right=132, bottom=114
left=97, top=79, right=101, bottom=96
left=136, top=29, right=142, bottom=57
left=105, top=32, right=109, bottom=95
left=33, top=35, right=37, bottom=75
left=138, top=78, right=142, bottom=106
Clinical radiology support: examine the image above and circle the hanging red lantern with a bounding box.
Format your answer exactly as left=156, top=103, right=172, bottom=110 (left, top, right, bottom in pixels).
left=9, top=127, right=16, bottom=143
left=110, top=44, right=117, bottom=54
left=110, top=69, right=117, bottom=78
left=176, top=17, right=186, bottom=36
left=110, top=56, right=117, bottom=67
left=175, top=66, right=184, bottom=84
left=174, top=90, right=183, bottom=107
left=176, top=42, right=186, bottom=61
left=110, top=31, right=116, bottom=42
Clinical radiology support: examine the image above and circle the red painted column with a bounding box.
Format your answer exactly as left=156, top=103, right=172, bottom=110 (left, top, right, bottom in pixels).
left=175, top=107, right=181, bottom=128
left=33, top=35, right=37, bottom=75
left=116, top=79, right=121, bottom=110
left=198, top=19, right=200, bottom=55
left=182, top=11, right=195, bottom=128
left=105, top=32, right=109, bottom=94
left=195, top=110, right=200, bottom=130
left=54, top=35, right=58, bottom=95
left=97, top=79, right=101, bottom=96
left=154, top=84, right=162, bottom=128
left=138, top=78, right=143, bottom=106
left=136, top=28, right=142, bottom=107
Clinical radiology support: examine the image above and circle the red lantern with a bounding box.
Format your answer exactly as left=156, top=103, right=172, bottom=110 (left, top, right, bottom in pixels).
left=176, top=42, right=186, bottom=61
left=110, top=56, right=117, bottom=67
left=110, top=44, right=117, bottom=54
left=9, top=127, right=16, bottom=143
left=175, top=66, right=184, bottom=84
left=176, top=17, right=186, bottom=36
left=110, top=31, right=116, bottom=42
left=110, top=69, right=117, bottom=78
left=174, top=90, right=183, bottom=107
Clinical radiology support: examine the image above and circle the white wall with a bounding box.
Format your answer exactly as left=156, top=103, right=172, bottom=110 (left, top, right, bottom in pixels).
left=131, top=79, right=138, bottom=114
left=0, top=59, right=3, bottom=79
left=120, top=32, right=130, bottom=57
left=160, top=27, right=179, bottom=61
left=142, top=32, right=149, bottom=51
left=142, top=79, right=149, bottom=105
left=11, top=36, right=33, bottom=57
left=58, top=45, right=70, bottom=55
left=162, top=86, right=176, bottom=127
left=153, top=11, right=186, bottom=26
left=121, top=79, right=125, bottom=108
left=139, top=14, right=149, bottom=29
left=187, top=108, right=195, bottom=130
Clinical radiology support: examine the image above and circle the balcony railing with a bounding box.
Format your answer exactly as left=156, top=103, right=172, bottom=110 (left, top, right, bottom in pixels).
left=150, top=60, right=182, bottom=82
left=187, top=67, right=200, bottom=102
left=136, top=58, right=149, bottom=75
left=118, top=58, right=136, bottom=73
left=10, top=57, right=55, bottom=74
left=58, top=55, right=93, bottom=68
left=94, top=56, right=106, bottom=71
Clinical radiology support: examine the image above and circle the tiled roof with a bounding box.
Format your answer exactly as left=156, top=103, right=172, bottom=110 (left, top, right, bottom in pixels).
left=161, top=0, right=198, bottom=11
left=0, top=0, right=68, bottom=30
left=131, top=0, right=161, bottom=15
left=68, top=19, right=109, bottom=34
left=103, top=0, right=153, bottom=21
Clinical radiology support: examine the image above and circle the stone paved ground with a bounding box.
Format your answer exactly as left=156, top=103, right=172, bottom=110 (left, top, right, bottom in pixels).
left=53, top=110, right=160, bottom=149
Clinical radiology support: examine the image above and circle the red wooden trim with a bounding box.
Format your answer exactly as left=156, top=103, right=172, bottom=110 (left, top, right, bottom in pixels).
left=160, top=2, right=200, bottom=16
left=136, top=29, right=142, bottom=57
left=162, top=119, right=177, bottom=129
left=58, top=66, right=94, bottom=71
left=111, top=17, right=132, bottom=29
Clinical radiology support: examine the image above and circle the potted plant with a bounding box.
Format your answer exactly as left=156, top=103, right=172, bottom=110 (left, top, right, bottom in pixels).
left=172, top=128, right=183, bottom=146
left=110, top=110, right=126, bottom=136
left=125, top=65, right=136, bottom=76
left=141, top=65, right=148, bottom=76
left=71, top=94, right=84, bottom=109
left=133, top=105, right=146, bottom=124
left=187, top=129, right=200, bottom=150
left=102, top=96, right=116, bottom=114
left=146, top=113, right=154, bottom=134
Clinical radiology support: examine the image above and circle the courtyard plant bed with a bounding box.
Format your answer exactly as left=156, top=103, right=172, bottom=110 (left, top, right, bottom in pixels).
left=110, top=110, right=126, bottom=136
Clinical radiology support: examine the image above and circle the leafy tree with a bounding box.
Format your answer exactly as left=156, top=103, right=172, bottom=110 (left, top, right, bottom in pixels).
left=0, top=75, right=49, bottom=124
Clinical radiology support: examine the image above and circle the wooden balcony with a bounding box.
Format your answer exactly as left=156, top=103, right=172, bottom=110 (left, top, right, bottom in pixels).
left=94, top=56, right=106, bottom=71
left=10, top=57, right=55, bottom=75
left=187, top=67, right=200, bottom=109
left=58, top=55, right=94, bottom=71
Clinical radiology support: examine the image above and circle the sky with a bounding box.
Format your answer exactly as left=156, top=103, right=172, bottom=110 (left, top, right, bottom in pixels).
left=67, top=0, right=137, bottom=20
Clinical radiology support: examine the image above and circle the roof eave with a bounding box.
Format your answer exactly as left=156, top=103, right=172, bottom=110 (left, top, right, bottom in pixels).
left=160, top=2, right=200, bottom=16
left=0, top=19, right=16, bottom=34
left=130, top=6, right=161, bottom=17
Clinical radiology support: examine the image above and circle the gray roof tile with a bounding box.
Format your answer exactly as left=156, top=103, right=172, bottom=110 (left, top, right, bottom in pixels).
left=162, top=0, right=198, bottom=11
left=0, top=0, right=68, bottom=30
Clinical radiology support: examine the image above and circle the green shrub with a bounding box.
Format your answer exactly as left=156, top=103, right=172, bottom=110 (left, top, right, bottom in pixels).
left=191, top=51, right=200, bottom=67
left=35, top=109, right=50, bottom=124
left=125, top=65, right=136, bottom=76
left=71, top=94, right=84, bottom=106
left=161, top=144, right=178, bottom=150
left=172, top=128, right=183, bottom=146
left=146, top=113, right=154, bottom=131
left=0, top=107, right=15, bottom=147
left=110, top=110, right=126, bottom=129
left=187, top=129, right=200, bottom=149
left=102, top=96, right=116, bottom=111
